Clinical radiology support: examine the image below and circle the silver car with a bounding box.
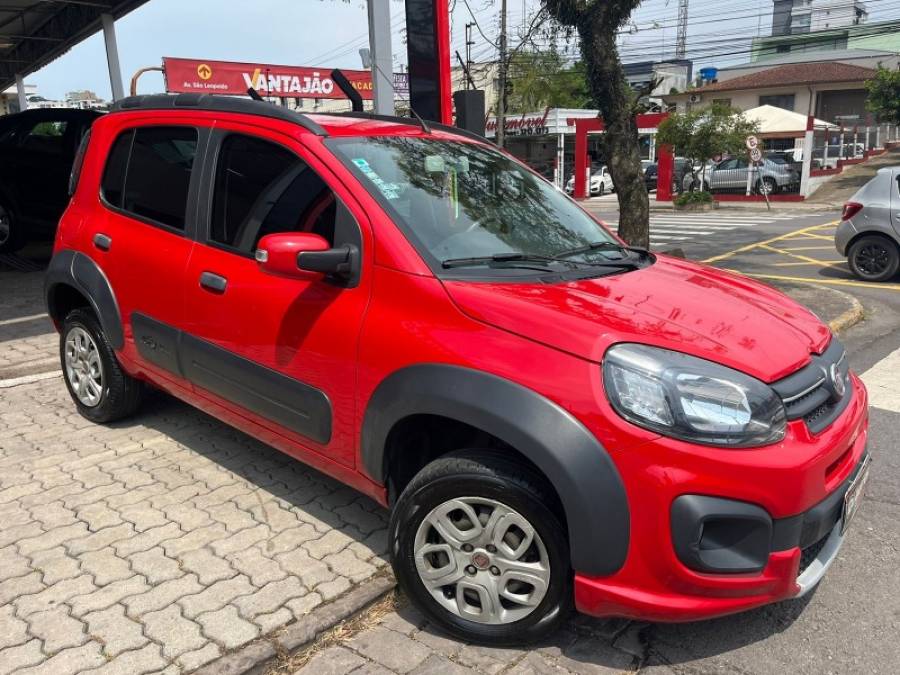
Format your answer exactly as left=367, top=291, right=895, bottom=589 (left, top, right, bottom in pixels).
left=683, top=157, right=800, bottom=195
left=835, top=166, right=900, bottom=282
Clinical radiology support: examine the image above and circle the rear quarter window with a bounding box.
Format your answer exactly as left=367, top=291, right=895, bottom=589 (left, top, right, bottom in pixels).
left=99, top=126, right=198, bottom=231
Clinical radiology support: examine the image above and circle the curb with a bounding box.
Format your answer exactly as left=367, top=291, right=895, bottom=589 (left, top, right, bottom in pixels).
left=827, top=288, right=865, bottom=335
left=195, top=572, right=397, bottom=675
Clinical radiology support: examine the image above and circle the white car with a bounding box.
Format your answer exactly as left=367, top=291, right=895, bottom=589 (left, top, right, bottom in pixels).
left=565, top=166, right=615, bottom=196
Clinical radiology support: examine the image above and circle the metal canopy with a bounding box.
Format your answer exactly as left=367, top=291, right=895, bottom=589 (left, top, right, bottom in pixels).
left=0, top=0, right=148, bottom=91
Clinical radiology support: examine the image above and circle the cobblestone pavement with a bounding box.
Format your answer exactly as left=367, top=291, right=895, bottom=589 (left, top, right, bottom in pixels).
left=0, top=375, right=389, bottom=674
left=0, top=271, right=58, bottom=380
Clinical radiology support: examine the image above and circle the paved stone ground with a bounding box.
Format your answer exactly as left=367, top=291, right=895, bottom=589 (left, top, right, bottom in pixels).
left=0, top=270, right=58, bottom=380
left=0, top=375, right=389, bottom=674
left=287, top=603, right=642, bottom=675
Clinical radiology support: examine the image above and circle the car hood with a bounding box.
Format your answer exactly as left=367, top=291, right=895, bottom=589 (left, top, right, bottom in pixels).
left=442, top=255, right=830, bottom=382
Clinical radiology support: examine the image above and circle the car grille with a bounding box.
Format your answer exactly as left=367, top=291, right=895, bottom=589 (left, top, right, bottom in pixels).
left=771, top=338, right=852, bottom=434
left=798, top=534, right=829, bottom=575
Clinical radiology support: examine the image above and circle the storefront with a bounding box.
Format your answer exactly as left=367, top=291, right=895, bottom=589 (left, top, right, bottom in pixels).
left=485, top=108, right=659, bottom=190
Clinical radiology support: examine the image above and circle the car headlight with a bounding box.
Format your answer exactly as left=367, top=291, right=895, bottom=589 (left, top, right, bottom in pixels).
left=603, top=344, right=786, bottom=447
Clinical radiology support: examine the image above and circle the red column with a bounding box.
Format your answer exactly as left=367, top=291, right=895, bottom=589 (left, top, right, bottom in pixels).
left=434, top=0, right=453, bottom=125
left=573, top=117, right=603, bottom=200
left=656, top=144, right=674, bottom=201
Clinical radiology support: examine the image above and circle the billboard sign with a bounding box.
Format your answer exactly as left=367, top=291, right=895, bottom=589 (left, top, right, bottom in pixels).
left=162, top=57, right=374, bottom=100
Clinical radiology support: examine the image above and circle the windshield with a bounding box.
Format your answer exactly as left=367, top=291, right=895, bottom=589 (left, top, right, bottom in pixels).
left=327, top=136, right=619, bottom=271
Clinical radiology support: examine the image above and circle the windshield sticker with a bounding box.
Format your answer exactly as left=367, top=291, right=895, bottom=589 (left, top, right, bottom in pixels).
left=352, top=158, right=401, bottom=200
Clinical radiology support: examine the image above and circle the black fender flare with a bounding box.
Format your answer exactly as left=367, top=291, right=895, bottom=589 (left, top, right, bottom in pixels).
left=361, top=364, right=630, bottom=576
left=44, top=249, right=124, bottom=350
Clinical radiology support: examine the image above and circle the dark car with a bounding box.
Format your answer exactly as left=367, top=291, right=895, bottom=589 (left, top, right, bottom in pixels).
left=644, top=158, right=692, bottom=193
left=0, top=108, right=102, bottom=253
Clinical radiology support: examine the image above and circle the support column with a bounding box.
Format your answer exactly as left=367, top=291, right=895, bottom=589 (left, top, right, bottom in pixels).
left=800, top=116, right=814, bottom=197
left=367, top=0, right=395, bottom=115
left=15, top=73, right=27, bottom=111
left=101, top=13, right=125, bottom=102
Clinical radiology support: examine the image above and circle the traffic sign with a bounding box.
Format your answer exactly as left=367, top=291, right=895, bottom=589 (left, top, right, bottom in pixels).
left=749, top=147, right=762, bottom=163
left=745, top=135, right=759, bottom=150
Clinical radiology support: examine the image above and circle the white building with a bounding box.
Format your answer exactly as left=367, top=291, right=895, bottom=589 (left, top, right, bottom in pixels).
left=772, top=0, right=867, bottom=36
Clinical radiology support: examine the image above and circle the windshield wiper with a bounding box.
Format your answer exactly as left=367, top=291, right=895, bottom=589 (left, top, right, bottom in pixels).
left=441, top=251, right=643, bottom=271
left=441, top=253, right=561, bottom=270
left=555, top=241, right=649, bottom=261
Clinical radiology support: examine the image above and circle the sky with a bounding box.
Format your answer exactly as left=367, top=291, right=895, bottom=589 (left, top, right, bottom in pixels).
left=21, top=0, right=900, bottom=101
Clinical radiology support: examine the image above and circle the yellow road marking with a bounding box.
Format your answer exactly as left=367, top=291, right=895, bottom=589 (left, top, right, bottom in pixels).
left=702, top=221, right=839, bottom=264
left=722, top=270, right=900, bottom=292
left=773, top=261, right=844, bottom=267
left=780, top=246, right=836, bottom=251
left=759, top=244, right=838, bottom=267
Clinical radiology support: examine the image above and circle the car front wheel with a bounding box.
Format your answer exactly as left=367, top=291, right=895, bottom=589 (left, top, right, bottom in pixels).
left=389, top=451, right=571, bottom=646
left=847, top=235, right=900, bottom=282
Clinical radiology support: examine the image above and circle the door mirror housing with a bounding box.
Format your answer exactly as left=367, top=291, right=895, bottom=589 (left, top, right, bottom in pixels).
left=256, top=232, right=359, bottom=283
left=256, top=233, right=330, bottom=279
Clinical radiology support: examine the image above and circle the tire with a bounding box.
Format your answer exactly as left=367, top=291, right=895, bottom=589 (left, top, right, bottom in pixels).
left=847, top=235, right=900, bottom=282
left=389, top=450, right=572, bottom=646
left=0, top=198, right=24, bottom=254
left=60, top=308, right=142, bottom=423
left=757, top=177, right=777, bottom=196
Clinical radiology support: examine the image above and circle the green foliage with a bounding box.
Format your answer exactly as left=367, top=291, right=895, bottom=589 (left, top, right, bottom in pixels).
left=508, top=50, right=591, bottom=111
left=865, top=66, right=900, bottom=125
left=674, top=190, right=713, bottom=207
left=656, top=105, right=759, bottom=169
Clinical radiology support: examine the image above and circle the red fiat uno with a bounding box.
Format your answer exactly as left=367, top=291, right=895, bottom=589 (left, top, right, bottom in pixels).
left=47, top=94, right=870, bottom=645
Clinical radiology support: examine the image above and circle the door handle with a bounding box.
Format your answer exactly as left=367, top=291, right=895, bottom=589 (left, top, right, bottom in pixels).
left=93, top=233, right=112, bottom=251
left=199, top=271, right=228, bottom=294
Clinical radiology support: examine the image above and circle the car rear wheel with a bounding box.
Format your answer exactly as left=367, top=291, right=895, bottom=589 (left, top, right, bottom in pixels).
left=389, top=451, right=571, bottom=646
left=60, top=308, right=143, bottom=423
left=0, top=199, right=23, bottom=254
left=847, top=235, right=900, bottom=282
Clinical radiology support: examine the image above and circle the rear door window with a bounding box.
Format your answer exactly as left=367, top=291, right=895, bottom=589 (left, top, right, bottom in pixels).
left=100, top=126, right=198, bottom=232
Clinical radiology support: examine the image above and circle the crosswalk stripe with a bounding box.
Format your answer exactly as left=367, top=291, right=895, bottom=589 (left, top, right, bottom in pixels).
left=650, top=228, right=730, bottom=235
left=650, top=224, right=741, bottom=230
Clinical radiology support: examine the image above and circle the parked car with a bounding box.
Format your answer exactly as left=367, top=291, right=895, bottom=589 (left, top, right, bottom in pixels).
left=683, top=156, right=800, bottom=195
left=0, top=108, right=102, bottom=253
left=644, top=158, right=693, bottom=193
left=46, top=94, right=870, bottom=645
left=835, top=166, right=900, bottom=281
left=565, top=165, right=614, bottom=195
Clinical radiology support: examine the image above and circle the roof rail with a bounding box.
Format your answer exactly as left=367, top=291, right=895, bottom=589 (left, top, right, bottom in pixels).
left=110, top=93, right=329, bottom=137
left=329, top=111, right=491, bottom=145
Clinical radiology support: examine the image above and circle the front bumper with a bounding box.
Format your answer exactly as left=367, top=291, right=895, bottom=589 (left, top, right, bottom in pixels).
left=574, top=375, right=869, bottom=622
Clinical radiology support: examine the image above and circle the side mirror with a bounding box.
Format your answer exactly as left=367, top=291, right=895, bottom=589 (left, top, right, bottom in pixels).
left=255, top=232, right=358, bottom=282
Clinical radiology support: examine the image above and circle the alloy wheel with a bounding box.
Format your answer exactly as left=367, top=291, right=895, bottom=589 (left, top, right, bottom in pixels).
left=413, top=496, right=551, bottom=625
left=855, top=243, right=891, bottom=278
left=64, top=326, right=104, bottom=407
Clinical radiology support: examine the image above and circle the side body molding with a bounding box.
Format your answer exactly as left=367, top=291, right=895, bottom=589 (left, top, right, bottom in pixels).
left=361, top=364, right=630, bottom=576
left=45, top=249, right=125, bottom=349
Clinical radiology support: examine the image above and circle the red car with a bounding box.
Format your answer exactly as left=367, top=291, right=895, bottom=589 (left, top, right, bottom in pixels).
left=46, top=94, right=870, bottom=645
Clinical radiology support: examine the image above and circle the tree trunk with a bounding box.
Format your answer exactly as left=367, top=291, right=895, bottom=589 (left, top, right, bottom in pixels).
left=577, top=16, right=649, bottom=248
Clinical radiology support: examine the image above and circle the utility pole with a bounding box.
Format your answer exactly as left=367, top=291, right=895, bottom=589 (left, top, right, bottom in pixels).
left=496, top=0, right=509, bottom=148
left=465, top=22, right=475, bottom=89
left=675, top=0, right=689, bottom=59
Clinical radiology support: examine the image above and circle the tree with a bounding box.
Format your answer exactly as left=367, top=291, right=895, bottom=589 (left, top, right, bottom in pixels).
left=542, top=1, right=651, bottom=247
left=656, top=105, right=759, bottom=189
left=865, top=66, right=900, bottom=125
left=507, top=50, right=591, bottom=111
